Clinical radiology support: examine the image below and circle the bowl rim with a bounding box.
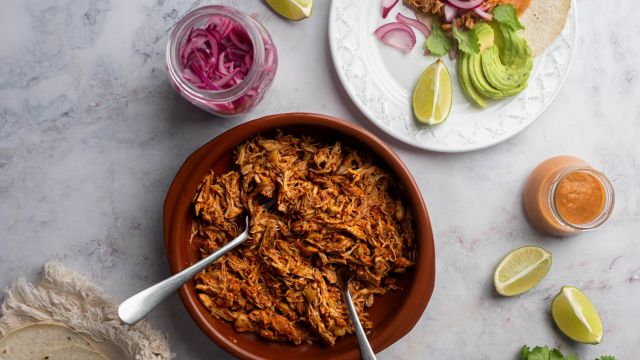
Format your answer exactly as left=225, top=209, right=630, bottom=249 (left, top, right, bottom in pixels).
left=163, top=112, right=436, bottom=359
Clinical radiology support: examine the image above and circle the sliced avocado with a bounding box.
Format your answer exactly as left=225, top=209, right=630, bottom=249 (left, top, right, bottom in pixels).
left=473, top=23, right=494, bottom=52
left=468, top=49, right=508, bottom=99
left=494, top=24, right=529, bottom=66
left=481, top=45, right=530, bottom=95
left=481, top=25, right=532, bottom=95
left=475, top=22, right=532, bottom=99
left=458, top=54, right=487, bottom=108
left=489, top=22, right=506, bottom=56
left=457, top=20, right=533, bottom=104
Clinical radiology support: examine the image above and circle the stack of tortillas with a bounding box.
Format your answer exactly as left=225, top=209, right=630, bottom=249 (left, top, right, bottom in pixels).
left=519, top=0, right=572, bottom=56
left=0, top=323, right=108, bottom=359
left=0, top=261, right=171, bottom=360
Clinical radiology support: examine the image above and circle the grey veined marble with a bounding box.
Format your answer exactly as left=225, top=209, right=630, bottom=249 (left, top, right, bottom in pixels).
left=1, top=0, right=639, bottom=359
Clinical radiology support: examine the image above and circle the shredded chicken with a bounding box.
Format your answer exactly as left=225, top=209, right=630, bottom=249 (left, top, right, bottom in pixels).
left=191, top=132, right=415, bottom=346
left=404, top=0, right=506, bottom=29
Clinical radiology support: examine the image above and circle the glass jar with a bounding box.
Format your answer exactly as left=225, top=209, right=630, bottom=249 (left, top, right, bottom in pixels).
left=166, top=5, right=277, bottom=117
left=523, top=156, right=615, bottom=237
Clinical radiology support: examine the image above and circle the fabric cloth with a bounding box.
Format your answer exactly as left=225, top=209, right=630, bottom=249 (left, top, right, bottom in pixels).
left=0, top=261, right=172, bottom=360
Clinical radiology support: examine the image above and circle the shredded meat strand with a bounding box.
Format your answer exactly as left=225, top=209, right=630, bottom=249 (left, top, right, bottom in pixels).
left=192, top=132, right=415, bottom=346
left=404, top=0, right=506, bottom=29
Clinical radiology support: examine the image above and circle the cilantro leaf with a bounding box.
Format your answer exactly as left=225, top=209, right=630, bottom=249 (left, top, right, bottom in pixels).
left=453, top=27, right=479, bottom=55
left=425, top=21, right=452, bottom=57
left=520, top=345, right=573, bottom=360
left=521, top=345, right=616, bottom=360
left=549, top=348, right=564, bottom=360
left=528, top=346, right=552, bottom=360
left=493, top=4, right=524, bottom=31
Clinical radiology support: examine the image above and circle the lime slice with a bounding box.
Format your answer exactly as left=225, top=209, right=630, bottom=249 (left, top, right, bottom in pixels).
left=493, top=246, right=551, bottom=296
left=552, top=286, right=603, bottom=344
left=412, top=59, right=452, bottom=125
left=266, top=0, right=313, bottom=21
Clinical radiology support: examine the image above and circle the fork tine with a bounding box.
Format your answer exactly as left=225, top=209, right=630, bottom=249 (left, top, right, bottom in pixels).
left=337, top=267, right=354, bottom=289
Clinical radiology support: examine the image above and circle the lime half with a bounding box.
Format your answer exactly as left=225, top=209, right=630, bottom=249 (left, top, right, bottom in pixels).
left=552, top=286, right=603, bottom=344
left=494, top=246, right=551, bottom=296
left=266, top=0, right=313, bottom=21
left=413, top=59, right=452, bottom=125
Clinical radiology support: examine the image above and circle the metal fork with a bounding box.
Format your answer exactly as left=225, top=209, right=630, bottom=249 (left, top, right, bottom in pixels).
left=338, top=268, right=377, bottom=360
left=119, top=199, right=275, bottom=324
left=118, top=216, right=250, bottom=324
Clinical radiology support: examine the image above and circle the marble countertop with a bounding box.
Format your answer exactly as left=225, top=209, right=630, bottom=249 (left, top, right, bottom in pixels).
left=1, top=0, right=638, bottom=359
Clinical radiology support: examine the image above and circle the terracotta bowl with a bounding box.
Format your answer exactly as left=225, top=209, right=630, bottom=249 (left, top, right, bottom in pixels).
left=163, top=113, right=435, bottom=360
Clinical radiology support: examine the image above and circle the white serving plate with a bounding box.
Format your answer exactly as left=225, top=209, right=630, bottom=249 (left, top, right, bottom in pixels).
left=329, top=0, right=577, bottom=152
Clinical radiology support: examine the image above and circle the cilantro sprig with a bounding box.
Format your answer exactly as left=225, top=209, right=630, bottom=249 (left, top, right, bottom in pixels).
left=453, top=26, right=480, bottom=55
left=520, top=345, right=616, bottom=360
left=493, top=4, right=524, bottom=31
left=425, top=20, right=452, bottom=57
left=426, top=4, right=523, bottom=57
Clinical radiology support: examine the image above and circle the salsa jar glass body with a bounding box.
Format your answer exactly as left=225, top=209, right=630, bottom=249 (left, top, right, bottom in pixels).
left=523, top=155, right=614, bottom=237
left=166, top=5, right=277, bottom=117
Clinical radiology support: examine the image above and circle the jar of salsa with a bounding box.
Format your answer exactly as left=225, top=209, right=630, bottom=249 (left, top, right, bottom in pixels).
left=523, top=156, right=615, bottom=236
left=167, top=6, right=277, bottom=117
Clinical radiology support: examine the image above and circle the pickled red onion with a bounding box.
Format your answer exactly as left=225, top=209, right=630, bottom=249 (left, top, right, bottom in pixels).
left=473, top=7, right=492, bottom=20
left=396, top=13, right=431, bottom=37
left=179, top=16, right=254, bottom=90
left=443, top=5, right=457, bottom=22
left=443, top=0, right=485, bottom=10
left=374, top=22, right=416, bottom=54
left=382, top=0, right=399, bottom=19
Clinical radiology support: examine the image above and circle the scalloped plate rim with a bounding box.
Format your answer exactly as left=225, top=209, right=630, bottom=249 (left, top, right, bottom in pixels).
left=329, top=0, right=578, bottom=153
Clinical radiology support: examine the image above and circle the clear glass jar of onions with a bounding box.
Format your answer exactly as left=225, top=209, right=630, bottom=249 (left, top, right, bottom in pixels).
left=167, top=6, right=277, bottom=117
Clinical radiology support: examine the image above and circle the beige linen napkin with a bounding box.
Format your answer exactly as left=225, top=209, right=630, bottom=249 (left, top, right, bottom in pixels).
left=0, top=261, right=172, bottom=360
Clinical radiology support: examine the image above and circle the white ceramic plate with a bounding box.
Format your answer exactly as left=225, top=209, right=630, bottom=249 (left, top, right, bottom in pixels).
left=329, top=1, right=577, bottom=152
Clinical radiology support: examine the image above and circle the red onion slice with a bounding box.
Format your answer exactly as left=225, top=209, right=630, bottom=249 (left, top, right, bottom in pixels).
left=213, top=68, right=241, bottom=87
left=443, top=0, right=485, bottom=10
left=473, top=7, right=492, bottom=20
left=179, top=15, right=255, bottom=91
left=374, top=22, right=416, bottom=54
left=382, top=0, right=400, bottom=19
left=443, top=5, right=457, bottom=23
left=396, top=13, right=431, bottom=37
left=229, top=31, right=250, bottom=52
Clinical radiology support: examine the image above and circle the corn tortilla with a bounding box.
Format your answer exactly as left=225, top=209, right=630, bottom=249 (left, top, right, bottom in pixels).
left=519, top=0, right=572, bottom=56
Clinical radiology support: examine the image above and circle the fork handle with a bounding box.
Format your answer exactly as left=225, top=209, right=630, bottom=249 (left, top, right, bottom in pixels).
left=118, top=220, right=250, bottom=325
left=344, top=287, right=377, bottom=360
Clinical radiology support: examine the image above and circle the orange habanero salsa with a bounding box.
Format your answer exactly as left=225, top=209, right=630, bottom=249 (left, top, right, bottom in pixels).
left=523, top=156, right=614, bottom=237
left=554, top=171, right=606, bottom=225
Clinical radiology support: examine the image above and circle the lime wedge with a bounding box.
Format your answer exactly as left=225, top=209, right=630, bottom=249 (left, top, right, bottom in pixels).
left=552, top=286, right=603, bottom=344
left=412, top=59, right=452, bottom=125
left=493, top=246, right=551, bottom=296
left=266, top=0, right=313, bottom=21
